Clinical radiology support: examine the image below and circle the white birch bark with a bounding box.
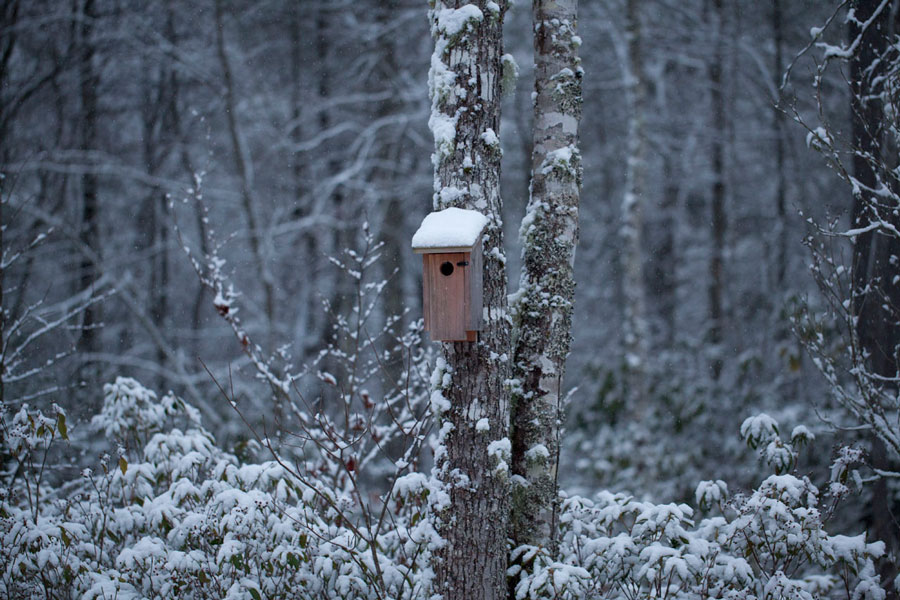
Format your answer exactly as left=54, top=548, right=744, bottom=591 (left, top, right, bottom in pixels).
left=427, top=2, right=510, bottom=599
left=509, top=0, right=582, bottom=553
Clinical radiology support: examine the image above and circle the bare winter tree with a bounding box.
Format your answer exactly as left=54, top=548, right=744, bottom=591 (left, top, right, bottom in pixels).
left=788, top=0, right=900, bottom=589
left=509, top=0, right=582, bottom=557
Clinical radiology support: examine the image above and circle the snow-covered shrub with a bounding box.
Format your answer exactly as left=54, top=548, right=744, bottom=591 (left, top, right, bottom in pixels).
left=1, top=377, right=438, bottom=599
left=511, top=414, right=888, bottom=600
left=1, top=402, right=70, bottom=520
left=92, top=377, right=201, bottom=453
left=1, top=212, right=444, bottom=598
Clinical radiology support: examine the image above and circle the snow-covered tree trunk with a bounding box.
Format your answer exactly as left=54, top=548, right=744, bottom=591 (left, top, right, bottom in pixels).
left=427, top=3, right=511, bottom=599
left=621, top=0, right=648, bottom=405
left=509, top=0, right=582, bottom=554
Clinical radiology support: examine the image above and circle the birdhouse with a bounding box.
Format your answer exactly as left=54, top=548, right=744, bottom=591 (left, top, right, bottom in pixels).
left=411, top=207, right=488, bottom=342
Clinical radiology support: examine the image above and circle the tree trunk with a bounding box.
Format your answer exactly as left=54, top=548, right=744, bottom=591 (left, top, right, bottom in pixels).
left=848, top=0, right=900, bottom=590
left=708, top=0, right=727, bottom=380
left=77, top=0, right=101, bottom=404
left=772, top=0, right=788, bottom=292
left=213, top=0, right=276, bottom=343
left=428, top=3, right=510, bottom=599
left=374, top=0, right=408, bottom=389
left=314, top=6, right=357, bottom=384
left=654, top=154, right=678, bottom=347
left=288, top=4, right=318, bottom=362
left=621, top=0, right=649, bottom=405
left=509, top=0, right=581, bottom=556
left=850, top=0, right=900, bottom=380
left=140, top=4, right=177, bottom=391
left=0, top=0, right=19, bottom=406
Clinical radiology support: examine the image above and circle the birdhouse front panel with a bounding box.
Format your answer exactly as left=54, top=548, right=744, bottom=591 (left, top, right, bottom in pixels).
left=422, top=251, right=472, bottom=341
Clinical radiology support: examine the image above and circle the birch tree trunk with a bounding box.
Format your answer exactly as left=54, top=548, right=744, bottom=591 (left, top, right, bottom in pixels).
left=427, top=2, right=510, bottom=599
left=509, top=0, right=582, bottom=555
left=621, top=0, right=649, bottom=406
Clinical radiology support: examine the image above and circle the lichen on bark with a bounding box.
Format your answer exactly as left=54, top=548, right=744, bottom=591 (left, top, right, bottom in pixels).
left=509, top=0, right=582, bottom=557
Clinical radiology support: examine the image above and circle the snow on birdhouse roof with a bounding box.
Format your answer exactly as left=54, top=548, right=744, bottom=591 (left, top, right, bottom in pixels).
left=411, top=207, right=488, bottom=253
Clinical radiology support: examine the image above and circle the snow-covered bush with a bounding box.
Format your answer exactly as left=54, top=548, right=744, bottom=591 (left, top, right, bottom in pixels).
left=1, top=217, right=444, bottom=599
left=2, top=380, right=890, bottom=598
left=92, top=377, right=202, bottom=453
left=511, top=413, right=888, bottom=600
left=1, top=377, right=438, bottom=599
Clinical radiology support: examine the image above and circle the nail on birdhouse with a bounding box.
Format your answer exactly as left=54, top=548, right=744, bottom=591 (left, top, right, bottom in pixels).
left=411, top=207, right=488, bottom=342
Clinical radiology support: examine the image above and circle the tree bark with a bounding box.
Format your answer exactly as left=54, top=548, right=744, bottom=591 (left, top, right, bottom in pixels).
left=622, top=0, right=649, bottom=405
left=848, top=0, right=900, bottom=590
left=509, top=0, right=581, bottom=556
left=138, top=3, right=178, bottom=392
left=213, top=0, right=276, bottom=343
left=654, top=154, right=679, bottom=347
left=428, top=3, right=510, bottom=599
left=850, top=0, right=900, bottom=380
left=708, top=0, right=727, bottom=380
left=373, top=0, right=409, bottom=389
left=772, top=0, right=788, bottom=292
left=0, top=0, right=19, bottom=406
left=76, top=0, right=101, bottom=402
left=288, top=4, right=317, bottom=361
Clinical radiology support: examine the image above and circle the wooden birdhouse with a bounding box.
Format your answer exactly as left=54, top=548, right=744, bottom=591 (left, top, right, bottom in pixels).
left=411, top=207, right=488, bottom=342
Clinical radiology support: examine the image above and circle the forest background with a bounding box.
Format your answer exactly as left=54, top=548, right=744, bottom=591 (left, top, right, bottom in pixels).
left=1, top=0, right=899, bottom=598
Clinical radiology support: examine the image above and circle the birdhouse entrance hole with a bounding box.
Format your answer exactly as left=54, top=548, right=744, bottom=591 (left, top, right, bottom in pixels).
left=440, top=262, right=454, bottom=276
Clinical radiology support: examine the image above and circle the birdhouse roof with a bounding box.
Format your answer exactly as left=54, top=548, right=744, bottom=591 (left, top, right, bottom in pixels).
left=411, top=207, right=488, bottom=254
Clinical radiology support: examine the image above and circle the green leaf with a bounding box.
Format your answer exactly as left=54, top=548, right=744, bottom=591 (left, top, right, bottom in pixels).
left=249, top=589, right=261, bottom=600
left=119, top=457, right=128, bottom=475
left=57, top=414, right=68, bottom=440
